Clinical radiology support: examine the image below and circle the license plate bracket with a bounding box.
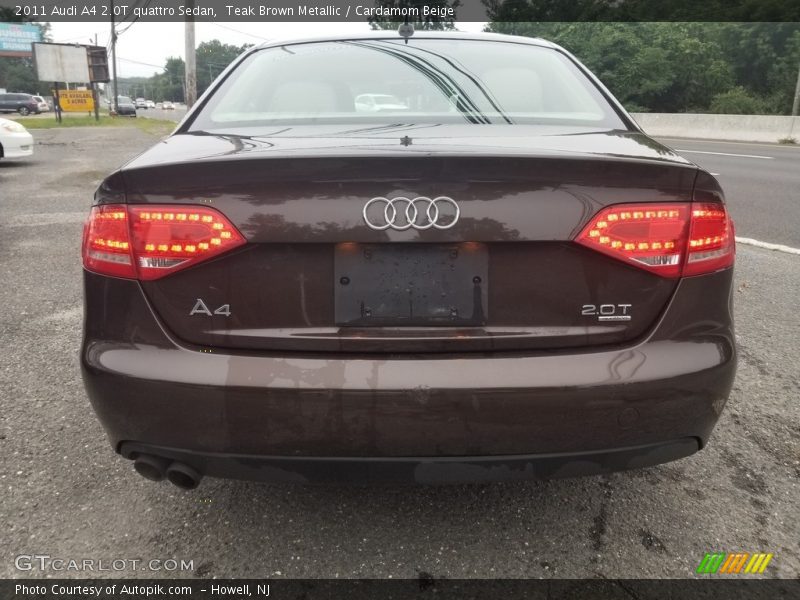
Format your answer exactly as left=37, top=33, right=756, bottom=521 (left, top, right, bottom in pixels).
left=334, top=243, right=488, bottom=327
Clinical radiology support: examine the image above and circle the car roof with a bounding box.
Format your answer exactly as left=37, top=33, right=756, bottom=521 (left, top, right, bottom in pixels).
left=253, top=30, right=558, bottom=52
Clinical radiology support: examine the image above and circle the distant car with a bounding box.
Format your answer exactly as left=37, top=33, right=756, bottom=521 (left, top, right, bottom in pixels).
left=354, top=93, right=408, bottom=112
left=162, top=101, right=175, bottom=110
left=135, top=98, right=148, bottom=109
left=0, top=117, right=34, bottom=159
left=32, top=95, right=51, bottom=112
left=115, top=96, right=137, bottom=117
left=146, top=100, right=155, bottom=109
left=0, top=92, right=41, bottom=116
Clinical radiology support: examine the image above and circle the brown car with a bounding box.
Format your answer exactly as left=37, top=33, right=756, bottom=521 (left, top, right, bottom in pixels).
left=81, top=32, right=736, bottom=489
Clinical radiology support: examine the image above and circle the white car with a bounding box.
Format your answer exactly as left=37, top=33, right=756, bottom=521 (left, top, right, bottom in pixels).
left=32, top=95, right=51, bottom=112
left=145, top=100, right=155, bottom=109
left=354, top=93, right=408, bottom=112
left=0, top=117, right=34, bottom=159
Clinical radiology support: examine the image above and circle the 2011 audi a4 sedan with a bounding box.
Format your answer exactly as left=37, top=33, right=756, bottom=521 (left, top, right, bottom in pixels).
left=81, top=32, right=736, bottom=489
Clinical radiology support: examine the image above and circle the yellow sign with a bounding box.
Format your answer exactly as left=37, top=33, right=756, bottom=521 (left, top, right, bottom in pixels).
left=55, top=90, right=95, bottom=112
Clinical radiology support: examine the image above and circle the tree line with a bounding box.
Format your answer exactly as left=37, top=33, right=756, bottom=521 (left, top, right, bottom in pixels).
left=1, top=17, right=798, bottom=115
left=486, top=22, right=800, bottom=115
left=115, top=40, right=251, bottom=102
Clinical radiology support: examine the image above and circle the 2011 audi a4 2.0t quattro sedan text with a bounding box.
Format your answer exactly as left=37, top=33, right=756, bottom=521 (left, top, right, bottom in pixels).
left=81, top=33, right=736, bottom=489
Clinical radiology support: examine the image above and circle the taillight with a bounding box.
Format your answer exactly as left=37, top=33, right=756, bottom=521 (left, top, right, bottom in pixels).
left=82, top=204, right=246, bottom=280
left=576, top=202, right=734, bottom=278
left=683, top=204, right=736, bottom=277
left=82, top=205, right=135, bottom=279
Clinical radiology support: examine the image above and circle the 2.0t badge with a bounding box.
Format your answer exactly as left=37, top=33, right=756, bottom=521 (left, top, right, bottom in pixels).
left=581, top=303, right=632, bottom=321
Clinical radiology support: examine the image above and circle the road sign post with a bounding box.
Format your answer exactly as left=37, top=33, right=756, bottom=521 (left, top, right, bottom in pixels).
left=92, top=84, right=100, bottom=121
left=53, top=85, right=61, bottom=123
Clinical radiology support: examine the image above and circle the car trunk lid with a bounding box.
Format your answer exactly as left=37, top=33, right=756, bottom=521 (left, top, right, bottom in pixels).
left=120, top=126, right=697, bottom=353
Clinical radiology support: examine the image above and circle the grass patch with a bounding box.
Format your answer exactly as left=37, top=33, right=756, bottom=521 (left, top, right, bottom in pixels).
left=14, top=115, right=174, bottom=135
left=777, top=136, right=797, bottom=145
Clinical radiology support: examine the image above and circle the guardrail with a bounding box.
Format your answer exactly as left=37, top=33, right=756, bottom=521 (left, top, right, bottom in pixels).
left=631, top=113, right=799, bottom=143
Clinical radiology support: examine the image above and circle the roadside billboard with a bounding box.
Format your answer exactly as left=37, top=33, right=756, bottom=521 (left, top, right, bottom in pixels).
left=33, top=42, right=90, bottom=83
left=0, top=22, right=42, bottom=57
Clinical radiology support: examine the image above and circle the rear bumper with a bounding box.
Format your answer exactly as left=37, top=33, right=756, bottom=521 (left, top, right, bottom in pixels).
left=119, top=438, right=700, bottom=484
left=81, top=269, right=736, bottom=482
left=0, top=131, right=34, bottom=158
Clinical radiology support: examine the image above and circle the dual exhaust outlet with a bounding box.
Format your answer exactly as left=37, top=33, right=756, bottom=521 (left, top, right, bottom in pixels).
left=133, top=454, right=202, bottom=490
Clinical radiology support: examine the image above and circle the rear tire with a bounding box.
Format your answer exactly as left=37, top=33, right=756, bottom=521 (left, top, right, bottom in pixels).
left=18, top=107, right=29, bottom=116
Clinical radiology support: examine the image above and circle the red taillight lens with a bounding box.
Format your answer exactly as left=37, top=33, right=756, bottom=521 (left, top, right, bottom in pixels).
left=82, top=204, right=246, bottom=280
left=683, top=203, right=736, bottom=276
left=82, top=205, right=136, bottom=279
left=576, top=202, right=734, bottom=278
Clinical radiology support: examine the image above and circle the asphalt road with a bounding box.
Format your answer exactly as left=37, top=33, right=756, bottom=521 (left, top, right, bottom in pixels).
left=136, top=106, right=187, bottom=122
left=0, top=128, right=798, bottom=580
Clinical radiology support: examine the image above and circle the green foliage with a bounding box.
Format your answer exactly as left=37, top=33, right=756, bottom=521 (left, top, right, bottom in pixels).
left=0, top=56, right=45, bottom=94
left=487, top=22, right=800, bottom=115
left=482, top=0, right=800, bottom=22
left=196, top=40, right=251, bottom=91
left=709, top=87, right=768, bottom=114
left=134, top=57, right=187, bottom=102
left=14, top=115, right=174, bottom=135
left=119, top=40, right=250, bottom=102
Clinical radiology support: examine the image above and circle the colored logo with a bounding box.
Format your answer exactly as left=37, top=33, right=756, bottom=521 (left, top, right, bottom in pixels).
left=696, top=552, right=773, bottom=574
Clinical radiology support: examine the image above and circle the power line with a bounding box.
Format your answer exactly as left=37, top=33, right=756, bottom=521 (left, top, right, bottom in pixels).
left=116, top=0, right=149, bottom=27
left=52, top=31, right=108, bottom=44
left=211, top=22, right=270, bottom=41
left=117, top=56, right=168, bottom=69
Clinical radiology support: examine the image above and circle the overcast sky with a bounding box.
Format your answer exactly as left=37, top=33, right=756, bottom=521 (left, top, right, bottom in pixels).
left=48, top=22, right=488, bottom=78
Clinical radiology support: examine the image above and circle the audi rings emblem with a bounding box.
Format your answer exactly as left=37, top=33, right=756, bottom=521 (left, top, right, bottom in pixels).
left=362, top=196, right=460, bottom=231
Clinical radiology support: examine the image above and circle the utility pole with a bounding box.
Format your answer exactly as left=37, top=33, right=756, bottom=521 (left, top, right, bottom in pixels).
left=92, top=34, right=100, bottom=121
left=110, top=0, right=119, bottom=114
left=792, top=62, right=800, bottom=117
left=184, top=0, right=197, bottom=108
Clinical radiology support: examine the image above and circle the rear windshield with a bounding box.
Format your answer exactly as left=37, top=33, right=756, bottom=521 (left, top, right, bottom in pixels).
left=189, top=39, right=627, bottom=130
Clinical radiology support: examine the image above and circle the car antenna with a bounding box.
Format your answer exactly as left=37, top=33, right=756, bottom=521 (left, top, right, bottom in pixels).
left=398, top=17, right=414, bottom=44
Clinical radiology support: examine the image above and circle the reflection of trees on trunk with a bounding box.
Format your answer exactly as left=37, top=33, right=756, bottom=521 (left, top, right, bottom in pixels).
left=239, top=212, right=523, bottom=243
left=619, top=132, right=679, bottom=157
left=240, top=213, right=357, bottom=242
left=200, top=134, right=267, bottom=157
